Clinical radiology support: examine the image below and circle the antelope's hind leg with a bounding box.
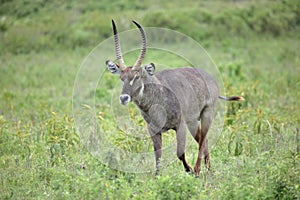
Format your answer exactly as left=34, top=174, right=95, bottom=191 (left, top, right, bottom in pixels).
left=203, top=138, right=211, bottom=170
left=187, top=121, right=211, bottom=176
left=193, top=108, right=213, bottom=176
left=176, top=121, right=193, bottom=173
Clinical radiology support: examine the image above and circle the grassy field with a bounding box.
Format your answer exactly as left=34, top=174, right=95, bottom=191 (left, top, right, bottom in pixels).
left=1, top=0, right=300, bottom=199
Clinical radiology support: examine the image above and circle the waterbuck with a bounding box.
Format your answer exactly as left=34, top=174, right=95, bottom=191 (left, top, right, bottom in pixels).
left=106, top=20, right=244, bottom=176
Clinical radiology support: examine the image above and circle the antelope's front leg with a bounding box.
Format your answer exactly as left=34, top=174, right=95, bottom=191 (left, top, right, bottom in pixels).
left=149, top=129, right=162, bottom=175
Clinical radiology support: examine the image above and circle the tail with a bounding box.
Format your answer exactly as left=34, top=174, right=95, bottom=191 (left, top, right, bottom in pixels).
left=219, top=96, right=245, bottom=101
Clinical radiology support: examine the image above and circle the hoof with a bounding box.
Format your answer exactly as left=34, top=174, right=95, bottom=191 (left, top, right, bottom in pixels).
left=185, top=167, right=194, bottom=174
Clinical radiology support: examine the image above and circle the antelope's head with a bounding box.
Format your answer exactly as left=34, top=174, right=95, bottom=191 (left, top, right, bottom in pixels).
left=106, top=20, right=155, bottom=105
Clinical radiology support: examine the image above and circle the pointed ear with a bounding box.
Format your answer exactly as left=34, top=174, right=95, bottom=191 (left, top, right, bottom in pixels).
left=143, top=63, right=155, bottom=76
left=106, top=60, right=120, bottom=74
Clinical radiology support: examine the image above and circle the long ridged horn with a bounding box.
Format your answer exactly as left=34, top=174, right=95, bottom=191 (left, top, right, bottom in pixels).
left=132, top=20, right=146, bottom=68
left=112, top=20, right=126, bottom=69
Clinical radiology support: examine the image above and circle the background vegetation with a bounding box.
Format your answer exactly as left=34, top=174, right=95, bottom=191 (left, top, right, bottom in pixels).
left=0, top=0, right=299, bottom=199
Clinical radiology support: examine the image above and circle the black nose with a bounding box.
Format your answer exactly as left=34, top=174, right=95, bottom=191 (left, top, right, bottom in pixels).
left=120, top=95, right=129, bottom=102
left=120, top=94, right=131, bottom=105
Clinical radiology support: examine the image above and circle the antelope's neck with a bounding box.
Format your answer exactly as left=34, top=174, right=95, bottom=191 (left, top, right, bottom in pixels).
left=133, top=75, right=164, bottom=112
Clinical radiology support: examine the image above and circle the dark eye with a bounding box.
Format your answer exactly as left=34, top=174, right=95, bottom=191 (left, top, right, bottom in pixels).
left=120, top=74, right=125, bottom=81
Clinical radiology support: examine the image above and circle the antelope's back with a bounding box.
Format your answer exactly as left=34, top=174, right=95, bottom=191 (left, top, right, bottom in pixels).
left=156, top=67, right=219, bottom=120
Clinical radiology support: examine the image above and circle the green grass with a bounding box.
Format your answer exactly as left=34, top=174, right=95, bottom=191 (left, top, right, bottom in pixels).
left=1, top=0, right=300, bottom=199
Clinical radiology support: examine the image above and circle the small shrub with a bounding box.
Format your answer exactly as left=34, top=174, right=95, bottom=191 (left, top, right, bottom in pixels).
left=154, top=173, right=201, bottom=200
